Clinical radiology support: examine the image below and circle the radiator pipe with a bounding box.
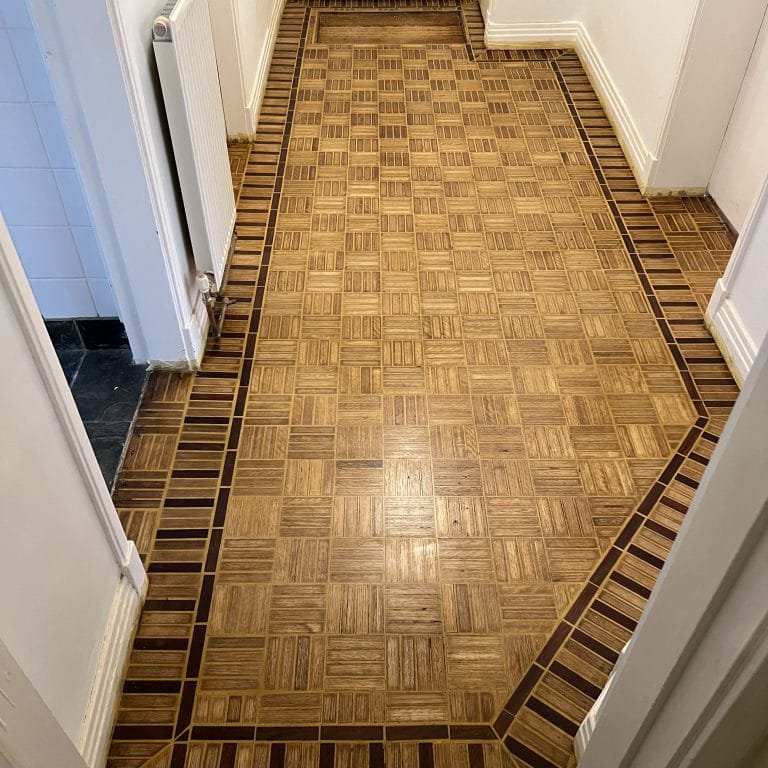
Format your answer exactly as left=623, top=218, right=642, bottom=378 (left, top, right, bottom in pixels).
left=197, top=272, right=236, bottom=339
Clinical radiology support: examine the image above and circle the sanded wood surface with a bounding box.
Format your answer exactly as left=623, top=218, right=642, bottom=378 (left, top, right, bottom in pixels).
left=108, top=2, right=737, bottom=766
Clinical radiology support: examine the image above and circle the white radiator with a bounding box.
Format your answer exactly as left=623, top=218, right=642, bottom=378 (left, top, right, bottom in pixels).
left=153, top=0, right=236, bottom=290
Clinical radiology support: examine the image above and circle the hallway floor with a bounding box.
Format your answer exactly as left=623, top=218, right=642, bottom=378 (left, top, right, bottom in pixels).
left=109, top=2, right=738, bottom=766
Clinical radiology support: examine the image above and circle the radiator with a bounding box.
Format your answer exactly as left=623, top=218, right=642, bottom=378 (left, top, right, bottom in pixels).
left=153, top=0, right=235, bottom=290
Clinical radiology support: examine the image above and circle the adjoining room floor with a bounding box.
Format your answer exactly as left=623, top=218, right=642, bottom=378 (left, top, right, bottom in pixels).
left=47, top=319, right=147, bottom=488
left=108, top=2, right=738, bottom=766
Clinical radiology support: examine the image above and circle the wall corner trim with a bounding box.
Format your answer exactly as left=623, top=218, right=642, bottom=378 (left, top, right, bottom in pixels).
left=706, top=281, right=754, bottom=388
left=705, top=174, right=768, bottom=386
left=483, top=19, right=658, bottom=192
left=0, top=217, right=148, bottom=595
left=245, top=0, right=288, bottom=137
left=78, top=577, right=142, bottom=768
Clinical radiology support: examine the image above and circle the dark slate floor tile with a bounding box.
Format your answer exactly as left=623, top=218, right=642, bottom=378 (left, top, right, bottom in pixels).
left=77, top=318, right=129, bottom=349
left=83, top=420, right=134, bottom=488
left=71, top=349, right=147, bottom=422
left=46, top=320, right=83, bottom=351
left=56, top=349, right=85, bottom=385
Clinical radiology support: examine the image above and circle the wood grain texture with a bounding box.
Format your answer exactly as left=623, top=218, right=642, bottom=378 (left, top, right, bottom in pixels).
left=108, top=2, right=738, bottom=766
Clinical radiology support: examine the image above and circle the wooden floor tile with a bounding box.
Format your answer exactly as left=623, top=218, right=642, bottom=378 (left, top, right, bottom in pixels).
left=110, top=7, right=738, bottom=766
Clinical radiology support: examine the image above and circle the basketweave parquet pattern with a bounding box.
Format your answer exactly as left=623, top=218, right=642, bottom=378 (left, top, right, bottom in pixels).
left=109, top=3, right=738, bottom=767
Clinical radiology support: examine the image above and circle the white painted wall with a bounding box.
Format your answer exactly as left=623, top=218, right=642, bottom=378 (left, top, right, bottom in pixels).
left=109, top=0, right=196, bottom=311
left=0, top=0, right=116, bottom=318
left=709, top=10, right=768, bottom=232
left=707, top=177, right=768, bottom=383
left=208, top=0, right=283, bottom=137
left=484, top=0, right=574, bottom=28
left=647, top=0, right=768, bottom=194
left=0, top=214, right=144, bottom=766
left=0, top=247, right=119, bottom=741
left=579, top=0, right=699, bottom=186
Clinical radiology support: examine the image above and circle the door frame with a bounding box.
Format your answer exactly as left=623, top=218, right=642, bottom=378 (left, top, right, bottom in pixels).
left=25, top=0, right=208, bottom=367
left=0, top=215, right=145, bottom=593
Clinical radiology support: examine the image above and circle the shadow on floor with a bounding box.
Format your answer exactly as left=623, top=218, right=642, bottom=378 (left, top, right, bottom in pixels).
left=46, top=318, right=147, bottom=489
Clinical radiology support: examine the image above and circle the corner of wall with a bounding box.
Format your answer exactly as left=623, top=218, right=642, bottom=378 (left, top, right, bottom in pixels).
left=706, top=281, right=754, bottom=388
left=482, top=19, right=657, bottom=193
left=245, top=0, right=288, bottom=138
left=571, top=24, right=657, bottom=192
left=77, top=576, right=142, bottom=768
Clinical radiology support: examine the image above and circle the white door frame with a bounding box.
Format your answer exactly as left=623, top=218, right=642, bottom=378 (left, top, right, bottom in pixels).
left=706, top=174, right=768, bottom=385
left=0, top=216, right=146, bottom=594
left=25, top=0, right=208, bottom=367
left=0, top=213, right=146, bottom=766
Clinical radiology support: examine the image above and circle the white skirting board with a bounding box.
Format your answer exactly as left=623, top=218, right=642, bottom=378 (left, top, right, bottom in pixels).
left=483, top=20, right=658, bottom=193
left=78, top=577, right=142, bottom=768
left=706, top=282, right=756, bottom=388
left=246, top=0, right=288, bottom=134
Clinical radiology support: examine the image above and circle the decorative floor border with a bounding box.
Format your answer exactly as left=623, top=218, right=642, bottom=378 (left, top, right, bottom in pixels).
left=488, top=51, right=737, bottom=767
left=110, top=6, right=738, bottom=767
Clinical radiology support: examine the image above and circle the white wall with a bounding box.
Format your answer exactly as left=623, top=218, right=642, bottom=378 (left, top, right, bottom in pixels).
left=709, top=10, right=768, bottom=232
left=646, top=0, right=768, bottom=193
left=580, top=0, right=699, bottom=186
left=0, top=253, right=119, bottom=741
left=484, top=0, right=575, bottom=28
left=0, top=0, right=116, bottom=318
left=707, top=177, right=768, bottom=383
left=208, top=0, right=283, bottom=137
left=0, top=214, right=144, bottom=767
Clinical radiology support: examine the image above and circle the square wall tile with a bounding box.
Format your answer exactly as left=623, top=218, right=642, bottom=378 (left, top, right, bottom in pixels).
left=30, top=277, right=96, bottom=318
left=7, top=27, right=53, bottom=101
left=0, top=0, right=33, bottom=28
left=0, top=30, right=26, bottom=100
left=0, top=103, right=47, bottom=166
left=0, top=168, right=66, bottom=225
left=9, top=225, right=83, bottom=278
left=72, top=226, right=106, bottom=278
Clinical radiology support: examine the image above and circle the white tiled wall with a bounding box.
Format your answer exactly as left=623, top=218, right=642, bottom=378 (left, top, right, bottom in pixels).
left=0, top=0, right=117, bottom=317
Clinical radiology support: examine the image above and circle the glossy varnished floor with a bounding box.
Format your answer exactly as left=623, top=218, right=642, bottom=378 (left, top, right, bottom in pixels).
left=109, top=2, right=737, bottom=766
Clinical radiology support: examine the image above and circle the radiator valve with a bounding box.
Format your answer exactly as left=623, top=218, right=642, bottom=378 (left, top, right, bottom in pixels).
left=198, top=271, right=236, bottom=339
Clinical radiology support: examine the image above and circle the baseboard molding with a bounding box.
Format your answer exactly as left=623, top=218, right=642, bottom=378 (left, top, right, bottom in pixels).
left=245, top=0, right=288, bottom=136
left=705, top=280, right=754, bottom=388
left=642, top=185, right=709, bottom=197
left=484, top=19, right=656, bottom=191
left=484, top=19, right=581, bottom=48
left=78, top=577, right=142, bottom=768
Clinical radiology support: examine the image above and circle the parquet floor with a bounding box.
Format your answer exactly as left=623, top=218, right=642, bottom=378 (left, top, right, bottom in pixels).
left=108, top=2, right=738, bottom=766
